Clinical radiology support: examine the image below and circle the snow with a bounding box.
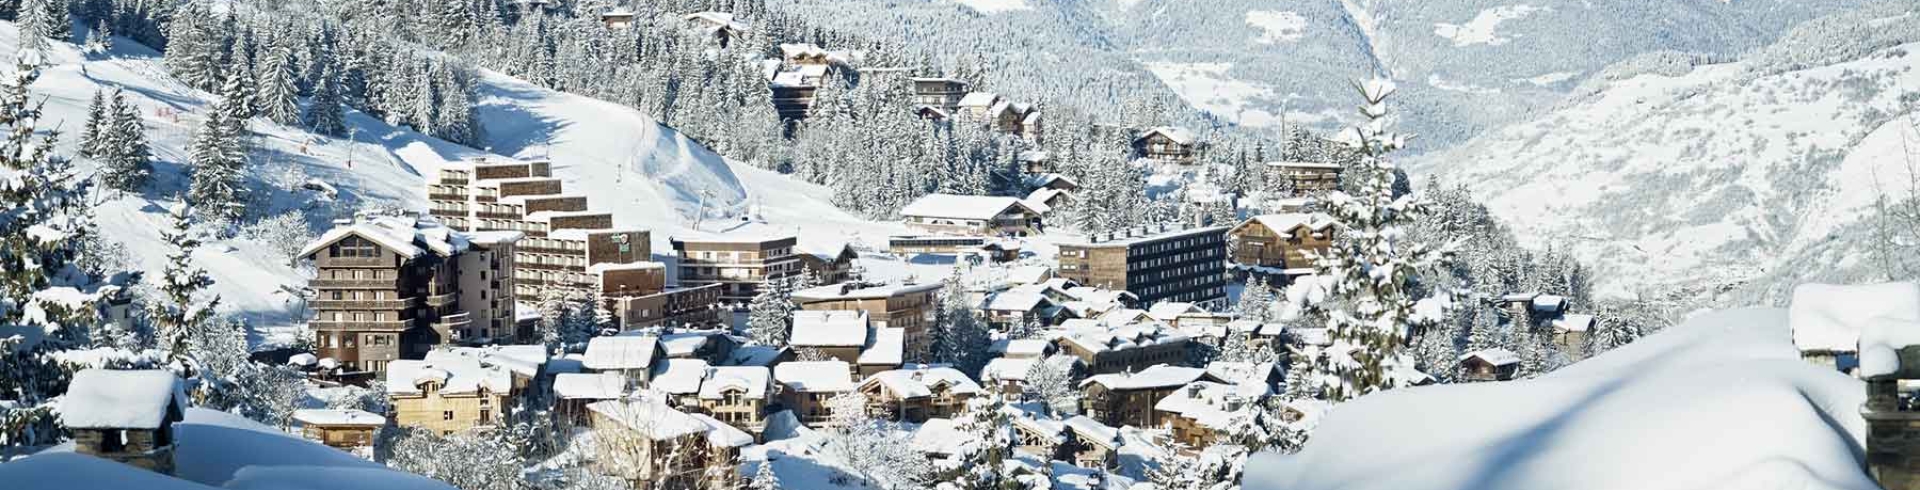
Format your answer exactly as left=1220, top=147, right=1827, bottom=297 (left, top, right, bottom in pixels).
left=1141, top=62, right=1284, bottom=128
left=981, top=357, right=1039, bottom=382
left=774, top=361, right=857, bottom=393
left=291, top=409, right=385, bottom=427
left=1459, top=348, right=1521, bottom=367
left=690, top=413, right=756, bottom=448
left=586, top=399, right=714, bottom=441
left=652, top=358, right=712, bottom=395
left=1081, top=365, right=1211, bottom=391
left=44, top=408, right=455, bottom=490
left=792, top=282, right=942, bottom=302
left=1246, top=307, right=1875, bottom=490
left=993, top=338, right=1053, bottom=358
left=1063, top=416, right=1121, bottom=448
left=386, top=352, right=515, bottom=396
left=1432, top=5, right=1547, bottom=47
left=1246, top=11, right=1308, bottom=44
left=1793, top=282, right=1920, bottom=361
left=951, top=0, right=1030, bottom=14
left=658, top=331, right=721, bottom=357
left=287, top=353, right=318, bottom=367
left=582, top=336, right=660, bottom=371
left=0, top=452, right=219, bottom=490
left=699, top=366, right=772, bottom=400
left=58, top=369, right=185, bottom=429
left=858, top=327, right=906, bottom=366
left=898, top=193, right=1033, bottom=221
left=864, top=366, right=985, bottom=398
left=1153, top=381, right=1253, bottom=430
left=553, top=372, right=629, bottom=400
left=911, top=418, right=975, bottom=456
left=790, top=310, right=871, bottom=348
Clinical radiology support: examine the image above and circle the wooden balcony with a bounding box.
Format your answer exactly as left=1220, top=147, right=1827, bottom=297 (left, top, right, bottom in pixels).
left=310, top=319, right=412, bottom=331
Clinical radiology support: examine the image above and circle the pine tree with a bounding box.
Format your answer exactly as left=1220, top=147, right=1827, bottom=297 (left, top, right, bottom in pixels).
left=0, top=58, right=115, bottom=449
left=17, top=0, right=57, bottom=53
left=188, top=74, right=252, bottom=222
left=152, top=203, right=220, bottom=369
left=931, top=269, right=990, bottom=371
left=1236, top=275, right=1275, bottom=323
left=78, top=90, right=107, bottom=158
left=98, top=90, right=152, bottom=192
left=1304, top=79, right=1450, bottom=402
left=254, top=43, right=300, bottom=125
left=746, top=276, right=794, bottom=347
left=84, top=19, right=113, bottom=57
left=749, top=459, right=780, bottom=490
left=305, top=57, right=348, bottom=137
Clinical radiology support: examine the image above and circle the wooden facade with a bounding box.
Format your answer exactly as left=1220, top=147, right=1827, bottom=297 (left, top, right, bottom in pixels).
left=672, top=235, right=803, bottom=304
left=1227, top=214, right=1335, bottom=269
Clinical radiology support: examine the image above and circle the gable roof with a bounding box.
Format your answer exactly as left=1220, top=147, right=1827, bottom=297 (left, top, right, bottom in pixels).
left=1137, top=126, right=1196, bottom=146
left=298, top=215, right=470, bottom=261
left=386, top=355, right=514, bottom=396
left=1081, top=365, right=1212, bottom=391
left=553, top=372, right=628, bottom=400
left=858, top=328, right=906, bottom=366
left=1239, top=213, right=1337, bottom=235
left=60, top=369, right=186, bottom=430
left=583, top=336, right=660, bottom=371
left=958, top=92, right=1002, bottom=108
left=773, top=361, right=855, bottom=392
left=790, top=310, right=870, bottom=347
left=698, top=366, right=771, bottom=400
left=862, top=366, right=983, bottom=399
left=1459, top=348, right=1521, bottom=367
left=899, top=194, right=1038, bottom=221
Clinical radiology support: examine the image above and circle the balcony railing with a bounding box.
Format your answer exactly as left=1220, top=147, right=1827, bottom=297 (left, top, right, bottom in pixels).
left=425, top=292, right=459, bottom=307
left=433, top=312, right=473, bottom=330
left=310, top=297, right=423, bottom=310
left=310, top=320, right=412, bottom=331
left=311, top=278, right=399, bottom=289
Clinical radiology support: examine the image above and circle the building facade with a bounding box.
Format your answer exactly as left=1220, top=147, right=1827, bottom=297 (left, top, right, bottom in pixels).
left=426, top=157, right=651, bottom=307
left=1226, top=213, right=1335, bottom=270
left=1057, top=225, right=1230, bottom=307
left=671, top=235, right=803, bottom=304
left=792, top=282, right=942, bottom=361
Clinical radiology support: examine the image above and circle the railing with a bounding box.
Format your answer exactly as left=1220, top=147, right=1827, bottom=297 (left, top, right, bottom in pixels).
left=311, top=278, right=399, bottom=289
left=310, top=320, right=412, bottom=331
left=322, top=257, right=391, bottom=268
left=425, top=292, right=459, bottom=307
left=433, top=312, right=473, bottom=330
left=309, top=297, right=422, bottom=310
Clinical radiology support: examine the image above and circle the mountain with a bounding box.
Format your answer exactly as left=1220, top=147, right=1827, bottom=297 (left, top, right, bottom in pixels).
left=1407, top=3, right=1920, bottom=303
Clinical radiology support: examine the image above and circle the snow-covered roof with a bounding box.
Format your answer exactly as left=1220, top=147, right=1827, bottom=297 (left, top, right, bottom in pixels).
left=1154, top=381, right=1260, bottom=430
left=587, top=399, right=715, bottom=441
left=1064, top=415, right=1121, bottom=447
left=427, top=345, right=549, bottom=378
left=1082, top=365, right=1211, bottom=391
left=911, top=418, right=976, bottom=456
left=1006, top=265, right=1053, bottom=285
left=1291, top=327, right=1333, bottom=346
left=288, top=353, right=318, bottom=367
left=1205, top=361, right=1278, bottom=388
left=792, top=282, right=942, bottom=302
left=386, top=355, right=514, bottom=396
left=659, top=331, right=721, bottom=357
left=583, top=336, right=660, bottom=371
left=1023, top=188, right=1070, bottom=214
left=1792, top=282, right=1920, bottom=356
left=790, top=310, right=870, bottom=347
left=1059, top=322, right=1187, bottom=355
left=958, top=92, right=1001, bottom=108
left=1243, top=213, right=1337, bottom=234
left=1266, top=160, right=1343, bottom=170
left=1138, top=126, right=1196, bottom=145
left=689, top=413, right=756, bottom=448
left=1056, top=225, right=1230, bottom=248
left=1146, top=302, right=1204, bottom=321
left=553, top=372, right=628, bottom=400
left=1459, top=348, right=1521, bottom=367
left=587, top=261, right=666, bottom=275
left=699, top=366, right=771, bottom=400
left=1553, top=314, right=1597, bottom=333
left=862, top=366, right=983, bottom=399
left=59, top=369, right=185, bottom=429
left=991, top=338, right=1053, bottom=358
left=899, top=194, right=1038, bottom=221
left=859, top=328, right=906, bottom=366
left=292, top=409, right=385, bottom=427
left=299, top=215, right=470, bottom=261
left=981, top=357, right=1039, bottom=382
left=986, top=291, right=1053, bottom=312
left=774, top=361, right=855, bottom=392
left=683, top=11, right=748, bottom=31
left=652, top=359, right=712, bottom=395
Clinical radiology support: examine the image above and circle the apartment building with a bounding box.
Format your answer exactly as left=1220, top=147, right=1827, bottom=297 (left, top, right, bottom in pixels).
left=671, top=234, right=803, bottom=304
left=1057, top=225, right=1230, bottom=307
left=791, top=281, right=942, bottom=361
left=299, top=215, right=520, bottom=376
left=426, top=157, right=651, bottom=306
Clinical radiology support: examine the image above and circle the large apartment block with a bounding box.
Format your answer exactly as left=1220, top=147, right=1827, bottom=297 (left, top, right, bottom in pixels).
left=671, top=235, right=804, bottom=304
left=791, top=282, right=942, bottom=362
left=298, top=215, right=522, bottom=376
left=1057, top=225, right=1230, bottom=307
left=426, top=157, right=652, bottom=303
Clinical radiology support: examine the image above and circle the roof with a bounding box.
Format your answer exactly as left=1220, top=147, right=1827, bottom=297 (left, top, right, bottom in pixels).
left=651, top=359, right=711, bottom=395
left=774, top=361, right=855, bottom=392
left=1554, top=314, right=1597, bottom=332
left=986, top=291, right=1052, bottom=312
left=1242, top=213, right=1337, bottom=234
left=587, top=399, right=714, bottom=441
left=683, top=11, right=748, bottom=31
left=59, top=369, right=185, bottom=429
left=981, top=357, right=1039, bottom=382
left=1154, top=381, right=1260, bottom=430
left=427, top=345, right=548, bottom=378
left=1023, top=188, right=1070, bottom=214
left=298, top=215, right=469, bottom=260
left=689, top=413, right=755, bottom=448
left=659, top=331, right=721, bottom=357
left=992, top=338, right=1053, bottom=357
left=862, top=367, right=983, bottom=398
left=1082, top=365, right=1211, bottom=391
left=899, top=194, right=1038, bottom=221
left=1059, top=322, right=1189, bottom=355
left=1055, top=225, right=1230, bottom=248
left=790, top=310, right=871, bottom=347
left=858, top=328, right=906, bottom=366
left=291, top=409, right=385, bottom=427
left=1006, top=265, right=1053, bottom=285
left=553, top=372, right=627, bottom=400
left=1459, top=348, right=1521, bottom=367
left=792, top=282, right=942, bottom=303
left=583, top=336, right=660, bottom=371
left=911, top=418, right=976, bottom=456
left=699, top=366, right=772, bottom=400
left=386, top=355, right=514, bottom=396
left=1147, top=302, right=1204, bottom=321
left=1138, top=126, right=1196, bottom=145
left=1266, top=161, right=1343, bottom=170
left=1065, top=416, right=1121, bottom=448
left=958, top=92, right=1001, bottom=108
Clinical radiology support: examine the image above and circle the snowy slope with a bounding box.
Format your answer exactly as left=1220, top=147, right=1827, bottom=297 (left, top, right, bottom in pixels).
left=1408, top=7, right=1920, bottom=302
left=1246, top=307, right=1872, bottom=490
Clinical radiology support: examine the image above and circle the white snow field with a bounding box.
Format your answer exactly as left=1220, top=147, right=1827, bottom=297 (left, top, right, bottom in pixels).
left=19, top=20, right=926, bottom=345
left=1245, top=307, right=1875, bottom=490
left=1431, top=5, right=1547, bottom=47
left=0, top=408, right=454, bottom=490
left=951, top=0, right=1030, bottom=14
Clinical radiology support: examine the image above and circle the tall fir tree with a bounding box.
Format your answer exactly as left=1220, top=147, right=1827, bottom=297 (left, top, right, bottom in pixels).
left=255, top=44, right=302, bottom=126
left=304, top=56, right=348, bottom=137
left=99, top=90, right=153, bottom=192
left=78, top=89, right=107, bottom=158
left=187, top=73, right=252, bottom=222
left=746, top=276, right=794, bottom=347
left=152, top=203, right=220, bottom=367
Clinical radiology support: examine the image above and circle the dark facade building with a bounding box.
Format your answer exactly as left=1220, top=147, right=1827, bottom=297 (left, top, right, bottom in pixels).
left=1057, top=225, right=1230, bottom=307
left=671, top=234, right=803, bottom=304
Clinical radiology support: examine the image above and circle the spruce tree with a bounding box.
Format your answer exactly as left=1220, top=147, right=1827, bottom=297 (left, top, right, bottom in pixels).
left=78, top=89, right=107, bottom=158
left=746, top=276, right=794, bottom=347
left=256, top=44, right=302, bottom=126
left=84, top=19, right=113, bottom=57
left=99, top=90, right=153, bottom=192
left=304, top=58, right=348, bottom=137
left=188, top=75, right=252, bottom=222
left=749, top=459, right=780, bottom=490
left=153, top=203, right=220, bottom=367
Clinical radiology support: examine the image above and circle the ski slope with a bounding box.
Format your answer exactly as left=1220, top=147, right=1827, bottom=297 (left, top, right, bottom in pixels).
left=20, top=22, right=929, bottom=346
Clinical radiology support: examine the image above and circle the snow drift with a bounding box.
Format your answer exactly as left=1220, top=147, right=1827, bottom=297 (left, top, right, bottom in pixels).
left=1245, top=307, right=1874, bottom=490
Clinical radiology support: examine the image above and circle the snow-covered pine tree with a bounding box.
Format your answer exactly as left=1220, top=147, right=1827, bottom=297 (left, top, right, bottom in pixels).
left=750, top=459, right=780, bottom=490
left=746, top=276, right=794, bottom=347
left=305, top=54, right=349, bottom=137
left=162, top=1, right=224, bottom=91
left=98, top=90, right=153, bottom=192
left=79, top=89, right=107, bottom=158
left=0, top=58, right=116, bottom=449
left=16, top=0, right=61, bottom=52
left=947, top=396, right=1012, bottom=490
left=256, top=43, right=302, bottom=126
left=1024, top=354, right=1079, bottom=415
left=1303, top=78, right=1451, bottom=402
left=188, top=74, right=252, bottom=223
left=1236, top=275, right=1275, bottom=323
left=931, top=268, right=990, bottom=372
left=84, top=19, right=113, bottom=57
left=152, top=203, right=221, bottom=368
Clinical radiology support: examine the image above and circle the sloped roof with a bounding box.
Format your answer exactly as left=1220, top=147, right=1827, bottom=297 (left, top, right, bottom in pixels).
left=583, top=336, right=660, bottom=371
left=1459, top=348, right=1521, bottom=367
left=899, top=194, right=1037, bottom=221
left=986, top=291, right=1052, bottom=312
left=792, top=282, right=942, bottom=303
left=862, top=366, right=983, bottom=399
left=1081, top=365, right=1211, bottom=391
left=958, top=92, right=1001, bottom=108
left=587, top=399, right=713, bottom=441
left=1138, top=126, right=1196, bottom=145
left=699, top=366, right=772, bottom=400
left=299, top=215, right=470, bottom=260
left=773, top=361, right=855, bottom=392
left=60, top=369, right=185, bottom=429
left=858, top=328, right=906, bottom=366
left=651, top=359, right=711, bottom=395
left=791, top=310, right=870, bottom=347
left=981, top=357, right=1039, bottom=382
left=291, top=409, right=385, bottom=427
left=1242, top=213, right=1337, bottom=235
left=386, top=355, right=514, bottom=396
left=553, top=372, right=627, bottom=400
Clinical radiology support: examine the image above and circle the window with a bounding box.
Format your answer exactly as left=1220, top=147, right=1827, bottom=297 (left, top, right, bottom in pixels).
left=443, top=411, right=455, bottom=421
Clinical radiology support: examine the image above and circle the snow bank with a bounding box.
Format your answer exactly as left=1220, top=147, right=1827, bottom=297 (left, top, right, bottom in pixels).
left=1246, top=307, right=1874, bottom=490
left=1790, top=282, right=1920, bottom=376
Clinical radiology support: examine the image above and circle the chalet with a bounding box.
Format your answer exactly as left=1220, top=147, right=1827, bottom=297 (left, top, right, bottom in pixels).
left=62, top=369, right=187, bottom=474
left=1063, top=416, right=1123, bottom=468
left=953, top=92, right=1041, bottom=141
left=695, top=366, right=774, bottom=438
left=553, top=372, right=628, bottom=424
left=1080, top=365, right=1218, bottom=429
left=1030, top=173, right=1079, bottom=192
left=858, top=366, right=984, bottom=423
left=1133, top=126, right=1198, bottom=163
left=1019, top=151, right=1054, bottom=175
left=651, top=358, right=713, bottom=406
left=1459, top=348, right=1521, bottom=382
left=1055, top=323, right=1192, bottom=375
left=657, top=330, right=741, bottom=364
left=772, top=361, right=857, bottom=427
left=582, top=335, right=664, bottom=384
left=1551, top=314, right=1597, bottom=359
left=1227, top=213, right=1336, bottom=270
left=682, top=12, right=748, bottom=47
left=899, top=194, right=1045, bottom=237
left=789, top=310, right=873, bottom=366
left=1023, top=187, right=1071, bottom=216
left=983, top=291, right=1066, bottom=329
left=856, top=327, right=908, bottom=376
left=587, top=398, right=753, bottom=489
left=912, top=77, right=971, bottom=112
left=797, top=241, right=859, bottom=285
left=792, top=281, right=942, bottom=360
left=292, top=409, right=385, bottom=457
left=385, top=352, right=519, bottom=434
left=980, top=356, right=1041, bottom=401
left=955, top=92, right=1005, bottom=119
left=1154, top=380, right=1270, bottom=449
left=916, top=105, right=951, bottom=122
left=1788, top=283, right=1920, bottom=372
left=601, top=8, right=636, bottom=29
left=1266, top=161, right=1344, bottom=195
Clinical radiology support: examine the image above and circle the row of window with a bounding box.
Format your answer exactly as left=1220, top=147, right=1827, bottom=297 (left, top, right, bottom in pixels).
left=324, top=268, right=395, bottom=280
left=316, top=331, right=396, bottom=348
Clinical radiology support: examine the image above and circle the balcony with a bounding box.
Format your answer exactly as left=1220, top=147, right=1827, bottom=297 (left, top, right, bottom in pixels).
left=425, top=292, right=459, bottom=308
left=311, top=278, right=399, bottom=289
left=433, top=312, right=473, bottom=330
left=428, top=193, right=468, bottom=201
left=321, top=257, right=391, bottom=268
left=310, top=319, right=412, bottom=331
left=309, top=297, right=423, bottom=310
